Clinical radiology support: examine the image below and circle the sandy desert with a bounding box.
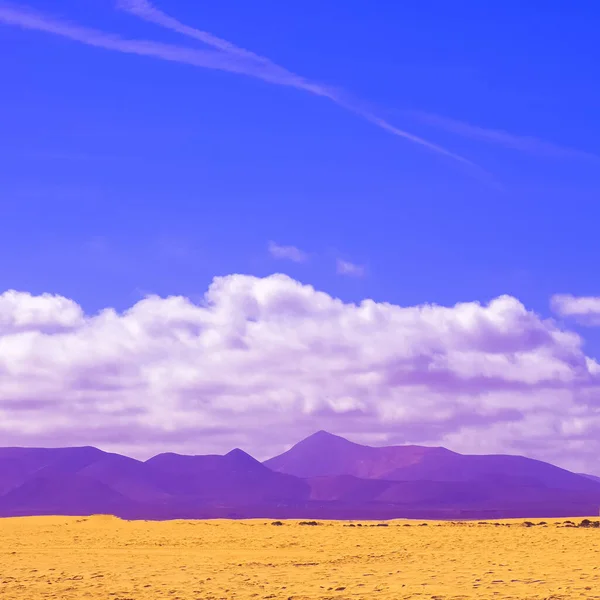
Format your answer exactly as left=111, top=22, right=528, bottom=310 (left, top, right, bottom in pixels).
left=0, top=516, right=599, bottom=599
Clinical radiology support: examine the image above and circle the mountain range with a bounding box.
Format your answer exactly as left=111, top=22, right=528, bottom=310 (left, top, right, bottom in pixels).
left=1, top=431, right=599, bottom=520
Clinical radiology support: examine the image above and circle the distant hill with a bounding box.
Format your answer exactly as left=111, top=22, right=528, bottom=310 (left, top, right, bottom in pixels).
left=143, top=448, right=309, bottom=504
left=265, top=431, right=598, bottom=492
left=0, top=433, right=599, bottom=520
left=264, top=431, right=454, bottom=479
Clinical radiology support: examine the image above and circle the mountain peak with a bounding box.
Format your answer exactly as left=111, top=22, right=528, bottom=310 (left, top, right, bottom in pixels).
left=299, top=430, right=357, bottom=446
left=225, top=447, right=256, bottom=460
left=264, top=432, right=456, bottom=479
left=311, top=430, right=334, bottom=437
left=309, top=430, right=341, bottom=438
left=224, top=448, right=264, bottom=470
left=263, top=431, right=368, bottom=478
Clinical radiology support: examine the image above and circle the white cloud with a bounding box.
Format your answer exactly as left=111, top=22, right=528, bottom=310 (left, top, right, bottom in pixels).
left=0, top=276, right=599, bottom=473
left=268, top=242, right=308, bottom=263
left=0, top=290, right=84, bottom=334
left=336, top=259, right=365, bottom=277
left=551, top=294, right=600, bottom=325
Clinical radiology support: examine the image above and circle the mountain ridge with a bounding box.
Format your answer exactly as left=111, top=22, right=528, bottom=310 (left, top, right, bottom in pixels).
left=0, top=431, right=598, bottom=520
left=264, top=431, right=597, bottom=492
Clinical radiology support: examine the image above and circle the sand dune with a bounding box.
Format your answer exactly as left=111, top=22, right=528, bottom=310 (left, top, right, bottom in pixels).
left=1, top=515, right=599, bottom=599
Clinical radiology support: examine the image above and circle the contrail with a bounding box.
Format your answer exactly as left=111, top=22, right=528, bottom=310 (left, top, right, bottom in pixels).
left=408, top=111, right=600, bottom=162
left=0, top=4, right=308, bottom=82
left=0, top=1, right=477, bottom=168
left=117, top=0, right=299, bottom=73
left=117, top=0, right=477, bottom=168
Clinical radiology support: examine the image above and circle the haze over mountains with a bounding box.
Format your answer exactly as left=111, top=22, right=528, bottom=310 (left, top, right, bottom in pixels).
left=1, top=431, right=599, bottom=520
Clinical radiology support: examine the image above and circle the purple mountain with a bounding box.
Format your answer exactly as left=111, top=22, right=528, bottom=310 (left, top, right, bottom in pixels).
left=0, top=445, right=310, bottom=518
left=265, top=431, right=598, bottom=492
left=263, top=431, right=453, bottom=479
left=0, top=472, right=138, bottom=517
left=143, top=448, right=309, bottom=504
left=0, top=446, right=107, bottom=495
left=0, top=432, right=599, bottom=520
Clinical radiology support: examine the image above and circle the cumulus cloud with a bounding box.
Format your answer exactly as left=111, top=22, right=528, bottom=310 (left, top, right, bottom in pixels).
left=337, top=259, right=365, bottom=277
left=0, top=290, right=84, bottom=334
left=551, top=294, right=600, bottom=326
left=0, top=276, right=600, bottom=473
left=268, top=242, right=308, bottom=263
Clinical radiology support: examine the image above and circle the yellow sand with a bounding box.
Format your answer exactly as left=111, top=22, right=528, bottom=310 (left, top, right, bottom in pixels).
left=0, top=516, right=599, bottom=599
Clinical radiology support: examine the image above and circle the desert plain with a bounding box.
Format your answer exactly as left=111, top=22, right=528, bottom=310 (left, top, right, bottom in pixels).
left=0, top=515, right=599, bottom=599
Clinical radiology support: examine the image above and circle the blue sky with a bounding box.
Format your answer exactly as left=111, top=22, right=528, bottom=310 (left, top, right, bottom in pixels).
left=2, top=1, right=600, bottom=466
left=2, top=0, right=599, bottom=318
